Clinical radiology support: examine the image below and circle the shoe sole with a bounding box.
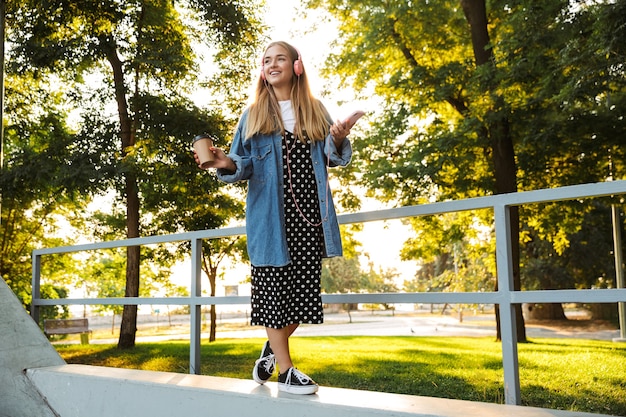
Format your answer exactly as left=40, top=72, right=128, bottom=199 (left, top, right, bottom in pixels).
left=277, top=383, right=319, bottom=395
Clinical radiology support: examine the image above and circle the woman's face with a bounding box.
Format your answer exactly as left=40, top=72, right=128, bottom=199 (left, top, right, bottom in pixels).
left=262, top=45, right=294, bottom=88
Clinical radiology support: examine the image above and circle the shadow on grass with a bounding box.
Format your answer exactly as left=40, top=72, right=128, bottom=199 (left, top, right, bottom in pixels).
left=60, top=340, right=264, bottom=376
left=523, top=338, right=626, bottom=352
left=521, top=383, right=625, bottom=415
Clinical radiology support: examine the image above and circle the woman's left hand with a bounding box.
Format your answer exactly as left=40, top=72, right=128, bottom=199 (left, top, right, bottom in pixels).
left=330, top=120, right=350, bottom=143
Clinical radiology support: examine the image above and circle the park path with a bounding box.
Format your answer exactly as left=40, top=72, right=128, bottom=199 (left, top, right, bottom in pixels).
left=71, top=311, right=621, bottom=344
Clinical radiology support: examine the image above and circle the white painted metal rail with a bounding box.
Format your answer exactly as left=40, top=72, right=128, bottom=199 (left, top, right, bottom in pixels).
left=30, top=180, right=626, bottom=406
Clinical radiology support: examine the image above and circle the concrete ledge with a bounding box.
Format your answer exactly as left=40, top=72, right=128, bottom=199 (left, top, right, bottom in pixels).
left=27, top=365, right=613, bottom=417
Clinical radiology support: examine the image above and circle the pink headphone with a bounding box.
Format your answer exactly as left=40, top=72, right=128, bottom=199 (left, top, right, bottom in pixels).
left=260, top=47, right=303, bottom=80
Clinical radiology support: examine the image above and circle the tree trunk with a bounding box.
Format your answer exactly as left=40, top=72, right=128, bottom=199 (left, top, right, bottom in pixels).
left=460, top=0, right=526, bottom=342
left=588, top=303, right=619, bottom=321
left=101, top=37, right=140, bottom=349
left=209, top=266, right=217, bottom=342
left=119, top=143, right=141, bottom=348
left=523, top=303, right=567, bottom=320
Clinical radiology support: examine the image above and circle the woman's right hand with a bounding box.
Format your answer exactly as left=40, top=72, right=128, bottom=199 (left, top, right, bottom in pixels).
left=194, top=147, right=236, bottom=171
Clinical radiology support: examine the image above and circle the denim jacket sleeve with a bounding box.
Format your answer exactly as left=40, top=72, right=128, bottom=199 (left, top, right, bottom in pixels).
left=215, top=113, right=252, bottom=183
left=325, top=134, right=352, bottom=167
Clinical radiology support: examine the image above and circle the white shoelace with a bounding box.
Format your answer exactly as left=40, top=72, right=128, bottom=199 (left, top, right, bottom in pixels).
left=285, top=368, right=312, bottom=385
left=261, top=354, right=275, bottom=373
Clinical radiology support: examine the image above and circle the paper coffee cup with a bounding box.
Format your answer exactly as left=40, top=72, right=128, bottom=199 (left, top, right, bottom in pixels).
left=192, top=134, right=215, bottom=168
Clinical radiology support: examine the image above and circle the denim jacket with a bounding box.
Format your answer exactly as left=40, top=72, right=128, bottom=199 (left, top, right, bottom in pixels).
left=216, top=109, right=352, bottom=267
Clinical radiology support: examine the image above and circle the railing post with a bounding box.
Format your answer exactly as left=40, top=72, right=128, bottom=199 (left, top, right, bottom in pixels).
left=190, top=237, right=203, bottom=374
left=31, top=252, right=42, bottom=324
left=494, top=204, right=521, bottom=405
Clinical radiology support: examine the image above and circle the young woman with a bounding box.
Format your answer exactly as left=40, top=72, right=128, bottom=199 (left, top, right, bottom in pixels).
left=195, top=41, right=352, bottom=394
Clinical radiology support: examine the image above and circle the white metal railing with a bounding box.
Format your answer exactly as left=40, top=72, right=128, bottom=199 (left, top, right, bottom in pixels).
left=30, top=180, right=626, bottom=406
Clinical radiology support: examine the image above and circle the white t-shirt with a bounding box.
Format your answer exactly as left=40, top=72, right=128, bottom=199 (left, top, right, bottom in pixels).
left=279, top=100, right=295, bottom=133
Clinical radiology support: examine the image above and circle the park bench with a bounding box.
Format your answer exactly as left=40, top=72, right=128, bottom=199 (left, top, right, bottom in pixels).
left=44, top=318, right=91, bottom=344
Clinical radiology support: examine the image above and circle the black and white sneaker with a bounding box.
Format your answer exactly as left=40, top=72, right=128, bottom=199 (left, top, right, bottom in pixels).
left=252, top=340, right=275, bottom=384
left=277, top=367, right=319, bottom=395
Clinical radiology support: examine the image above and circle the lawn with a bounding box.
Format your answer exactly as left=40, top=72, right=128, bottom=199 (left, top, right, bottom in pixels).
left=56, top=336, right=626, bottom=416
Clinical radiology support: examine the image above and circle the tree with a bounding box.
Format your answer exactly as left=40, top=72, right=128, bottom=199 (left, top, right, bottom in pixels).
left=39, top=284, right=70, bottom=328
left=82, top=250, right=131, bottom=331
left=459, top=0, right=523, bottom=341
left=307, top=0, right=626, bottom=340
left=307, top=0, right=524, bottom=340
left=522, top=200, right=624, bottom=320
left=6, top=0, right=263, bottom=348
left=321, top=225, right=363, bottom=292
left=322, top=256, right=362, bottom=295
left=0, top=69, right=98, bottom=308
left=322, top=224, right=399, bottom=312
left=402, top=211, right=496, bottom=299
left=201, top=237, right=248, bottom=342
left=360, top=261, right=400, bottom=311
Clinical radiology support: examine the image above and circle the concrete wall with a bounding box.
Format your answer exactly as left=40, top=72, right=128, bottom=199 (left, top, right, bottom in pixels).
left=26, top=364, right=612, bottom=417
left=0, top=278, right=65, bottom=417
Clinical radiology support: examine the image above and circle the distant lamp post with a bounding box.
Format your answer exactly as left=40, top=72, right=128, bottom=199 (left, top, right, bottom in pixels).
left=607, top=92, right=626, bottom=343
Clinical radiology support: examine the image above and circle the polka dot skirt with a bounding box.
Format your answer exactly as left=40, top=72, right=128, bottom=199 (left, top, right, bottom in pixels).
left=250, top=132, right=324, bottom=329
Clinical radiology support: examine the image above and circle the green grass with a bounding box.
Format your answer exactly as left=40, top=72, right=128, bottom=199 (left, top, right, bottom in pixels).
left=56, top=336, right=626, bottom=415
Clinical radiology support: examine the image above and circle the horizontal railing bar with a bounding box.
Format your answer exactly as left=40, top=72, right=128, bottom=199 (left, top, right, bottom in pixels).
left=337, top=180, right=626, bottom=224
left=323, top=292, right=500, bottom=304
left=511, top=288, right=626, bottom=304
left=324, top=289, right=626, bottom=304
left=31, top=288, right=626, bottom=306
left=31, top=297, right=248, bottom=306
left=32, top=226, right=247, bottom=256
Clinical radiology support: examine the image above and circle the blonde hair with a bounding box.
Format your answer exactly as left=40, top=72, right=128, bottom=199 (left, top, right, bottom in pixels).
left=245, top=41, right=330, bottom=143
